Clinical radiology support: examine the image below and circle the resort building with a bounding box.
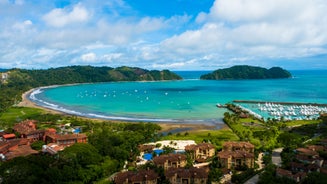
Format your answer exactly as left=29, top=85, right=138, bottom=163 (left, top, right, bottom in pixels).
left=165, top=167, right=208, bottom=184
left=217, top=141, right=255, bottom=169
left=0, top=138, right=37, bottom=160
left=114, top=170, right=158, bottom=184
left=13, top=120, right=45, bottom=142
left=44, top=133, right=87, bottom=146
left=276, top=168, right=307, bottom=183
left=153, top=153, right=187, bottom=171
left=185, top=143, right=215, bottom=162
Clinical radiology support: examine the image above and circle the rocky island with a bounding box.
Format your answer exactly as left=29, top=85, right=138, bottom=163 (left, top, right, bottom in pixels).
left=200, top=65, right=292, bottom=80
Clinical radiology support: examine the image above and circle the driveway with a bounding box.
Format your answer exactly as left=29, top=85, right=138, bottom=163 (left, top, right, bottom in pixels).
left=272, top=148, right=283, bottom=167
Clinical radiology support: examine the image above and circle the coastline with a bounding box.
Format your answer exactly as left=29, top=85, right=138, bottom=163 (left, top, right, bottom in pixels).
left=17, top=87, right=222, bottom=132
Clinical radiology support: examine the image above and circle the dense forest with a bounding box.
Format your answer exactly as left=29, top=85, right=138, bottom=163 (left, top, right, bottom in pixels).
left=200, top=65, right=292, bottom=80
left=0, top=66, right=182, bottom=113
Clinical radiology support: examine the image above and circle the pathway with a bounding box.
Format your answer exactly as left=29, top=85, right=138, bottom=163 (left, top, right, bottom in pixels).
left=272, top=148, right=283, bottom=167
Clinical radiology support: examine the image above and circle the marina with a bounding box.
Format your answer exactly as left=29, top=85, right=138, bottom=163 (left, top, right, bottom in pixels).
left=234, top=101, right=327, bottom=121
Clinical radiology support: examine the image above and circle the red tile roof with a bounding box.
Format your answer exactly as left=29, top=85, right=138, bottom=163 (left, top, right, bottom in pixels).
left=2, top=134, right=16, bottom=139
left=115, top=170, right=158, bottom=184
left=223, top=141, right=254, bottom=149
left=296, top=148, right=318, bottom=156
left=185, top=143, right=215, bottom=151
left=165, top=167, right=208, bottom=179
left=153, top=153, right=187, bottom=165
left=217, top=150, right=254, bottom=159
left=4, top=145, right=38, bottom=160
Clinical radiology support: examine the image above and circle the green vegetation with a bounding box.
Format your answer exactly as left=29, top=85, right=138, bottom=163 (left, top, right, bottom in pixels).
left=0, top=120, right=161, bottom=183
left=0, top=65, right=182, bottom=113
left=200, top=65, right=292, bottom=80
left=161, top=128, right=239, bottom=149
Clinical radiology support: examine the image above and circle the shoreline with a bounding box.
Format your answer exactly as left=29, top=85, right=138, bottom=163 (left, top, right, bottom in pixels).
left=17, top=88, right=223, bottom=132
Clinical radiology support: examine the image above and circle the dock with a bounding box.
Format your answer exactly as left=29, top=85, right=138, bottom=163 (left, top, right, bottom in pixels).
left=233, top=100, right=327, bottom=107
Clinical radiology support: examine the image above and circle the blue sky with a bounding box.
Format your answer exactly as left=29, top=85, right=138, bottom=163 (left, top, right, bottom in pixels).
left=0, top=0, right=327, bottom=70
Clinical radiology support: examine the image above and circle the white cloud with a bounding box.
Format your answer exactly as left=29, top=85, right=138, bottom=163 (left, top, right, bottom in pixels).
left=81, top=52, right=97, bottom=62
left=162, top=0, right=327, bottom=68
left=43, top=3, right=90, bottom=27
left=1, top=0, right=327, bottom=70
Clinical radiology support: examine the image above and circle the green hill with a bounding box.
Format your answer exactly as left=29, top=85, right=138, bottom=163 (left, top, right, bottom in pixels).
left=200, top=65, right=292, bottom=80
left=0, top=66, right=182, bottom=112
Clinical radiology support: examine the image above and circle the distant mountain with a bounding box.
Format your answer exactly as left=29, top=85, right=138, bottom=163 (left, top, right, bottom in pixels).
left=10, top=65, right=182, bottom=86
left=0, top=68, right=9, bottom=72
left=200, top=65, right=292, bottom=80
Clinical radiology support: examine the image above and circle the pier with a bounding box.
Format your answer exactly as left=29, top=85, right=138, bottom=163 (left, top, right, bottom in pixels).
left=233, top=100, right=327, bottom=107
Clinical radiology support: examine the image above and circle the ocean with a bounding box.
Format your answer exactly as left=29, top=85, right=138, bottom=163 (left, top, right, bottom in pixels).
left=29, top=70, right=327, bottom=124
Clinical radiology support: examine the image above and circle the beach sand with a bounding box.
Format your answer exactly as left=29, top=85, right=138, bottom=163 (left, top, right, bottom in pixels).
left=16, top=88, right=222, bottom=132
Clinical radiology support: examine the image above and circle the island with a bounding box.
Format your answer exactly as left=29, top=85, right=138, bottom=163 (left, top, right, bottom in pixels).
left=200, top=65, right=292, bottom=80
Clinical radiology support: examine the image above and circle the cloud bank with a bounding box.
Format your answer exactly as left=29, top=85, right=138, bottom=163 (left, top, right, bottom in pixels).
left=0, top=0, right=326, bottom=70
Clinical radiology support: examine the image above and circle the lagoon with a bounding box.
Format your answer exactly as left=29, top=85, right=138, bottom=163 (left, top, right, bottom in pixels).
left=29, top=70, right=327, bottom=124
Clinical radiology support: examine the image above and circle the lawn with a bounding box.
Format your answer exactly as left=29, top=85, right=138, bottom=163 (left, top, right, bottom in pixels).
left=283, top=119, right=321, bottom=127
left=161, top=127, right=239, bottom=149
left=0, top=107, right=44, bottom=128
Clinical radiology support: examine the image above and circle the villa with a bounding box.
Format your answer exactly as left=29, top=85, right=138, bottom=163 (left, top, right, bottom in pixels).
left=44, top=132, right=87, bottom=146
left=153, top=153, right=187, bottom=171
left=185, top=143, right=215, bottom=162
left=165, top=167, right=208, bottom=184
left=13, top=120, right=45, bottom=142
left=114, top=169, right=158, bottom=184
left=217, top=141, right=255, bottom=169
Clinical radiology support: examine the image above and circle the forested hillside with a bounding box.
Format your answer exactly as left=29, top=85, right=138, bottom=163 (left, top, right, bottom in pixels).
left=200, top=65, right=292, bottom=80
left=0, top=66, right=182, bottom=112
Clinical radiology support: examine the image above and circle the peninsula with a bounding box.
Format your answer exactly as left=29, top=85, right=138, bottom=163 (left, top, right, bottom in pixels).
left=200, top=65, right=292, bottom=80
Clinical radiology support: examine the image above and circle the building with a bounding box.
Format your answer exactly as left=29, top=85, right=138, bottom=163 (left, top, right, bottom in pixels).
left=295, top=147, right=324, bottom=167
left=153, top=153, right=187, bottom=170
left=165, top=167, right=208, bottom=184
left=217, top=141, right=255, bottom=169
left=276, top=168, right=307, bottom=183
left=114, top=170, right=158, bottom=184
left=44, top=133, right=87, bottom=146
left=0, top=138, right=37, bottom=160
left=13, top=120, right=45, bottom=142
left=2, top=134, right=16, bottom=141
left=185, top=143, right=215, bottom=162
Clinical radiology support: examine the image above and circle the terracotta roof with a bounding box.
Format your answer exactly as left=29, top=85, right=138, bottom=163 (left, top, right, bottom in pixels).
left=296, top=148, right=318, bottom=156
left=306, top=145, right=324, bottom=152
left=138, top=144, right=155, bottom=152
left=223, top=141, right=254, bottom=149
left=276, top=168, right=293, bottom=178
left=13, top=120, right=40, bottom=135
left=47, top=128, right=57, bottom=133
left=185, top=143, right=215, bottom=151
left=165, top=167, right=208, bottom=179
left=153, top=153, right=187, bottom=165
left=217, top=150, right=254, bottom=159
left=47, top=133, right=87, bottom=141
left=4, top=145, right=38, bottom=160
left=2, top=134, right=16, bottom=139
left=115, top=170, right=158, bottom=184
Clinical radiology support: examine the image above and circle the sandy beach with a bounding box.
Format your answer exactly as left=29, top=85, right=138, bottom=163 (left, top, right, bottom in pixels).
left=16, top=88, right=222, bottom=132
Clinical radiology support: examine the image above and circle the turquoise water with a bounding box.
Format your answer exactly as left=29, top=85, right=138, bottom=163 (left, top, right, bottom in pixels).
left=29, top=70, right=327, bottom=124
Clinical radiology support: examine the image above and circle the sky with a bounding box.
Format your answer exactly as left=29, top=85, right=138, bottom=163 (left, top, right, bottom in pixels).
left=0, top=0, right=327, bottom=70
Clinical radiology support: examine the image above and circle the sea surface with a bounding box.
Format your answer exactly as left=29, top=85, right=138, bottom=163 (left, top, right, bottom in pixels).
left=29, top=70, right=327, bottom=124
